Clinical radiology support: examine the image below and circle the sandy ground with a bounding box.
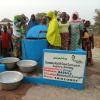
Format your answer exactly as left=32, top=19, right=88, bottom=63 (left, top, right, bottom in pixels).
left=0, top=36, right=100, bottom=100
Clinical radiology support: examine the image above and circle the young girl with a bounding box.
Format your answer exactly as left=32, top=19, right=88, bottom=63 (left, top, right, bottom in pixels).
left=1, top=26, right=10, bottom=57
left=82, top=20, right=94, bottom=66
left=59, top=12, right=70, bottom=50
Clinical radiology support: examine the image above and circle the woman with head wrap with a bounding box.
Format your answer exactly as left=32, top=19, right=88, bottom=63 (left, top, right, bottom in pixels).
left=69, top=12, right=84, bottom=50
left=13, top=14, right=28, bottom=57
left=59, top=12, right=70, bottom=50
left=46, top=11, right=61, bottom=49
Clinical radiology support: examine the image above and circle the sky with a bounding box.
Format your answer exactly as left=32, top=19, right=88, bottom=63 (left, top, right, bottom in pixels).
left=0, top=0, right=100, bottom=23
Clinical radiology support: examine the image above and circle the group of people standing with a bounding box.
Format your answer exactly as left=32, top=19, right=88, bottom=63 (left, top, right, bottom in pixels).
left=0, top=11, right=94, bottom=66
left=46, top=11, right=94, bottom=66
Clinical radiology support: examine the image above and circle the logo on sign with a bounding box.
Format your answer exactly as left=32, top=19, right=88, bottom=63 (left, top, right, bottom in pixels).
left=72, top=55, right=83, bottom=64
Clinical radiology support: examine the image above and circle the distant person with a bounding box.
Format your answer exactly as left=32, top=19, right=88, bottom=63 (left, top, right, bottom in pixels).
left=38, top=17, right=47, bottom=37
left=7, top=23, right=13, bottom=35
left=20, top=14, right=28, bottom=38
left=0, top=25, right=2, bottom=56
left=27, top=14, right=39, bottom=31
left=1, top=26, right=10, bottom=57
left=46, top=11, right=61, bottom=49
left=59, top=12, right=70, bottom=50
left=82, top=20, right=94, bottom=66
left=41, top=16, right=47, bottom=25
left=7, top=23, right=13, bottom=54
left=69, top=12, right=84, bottom=50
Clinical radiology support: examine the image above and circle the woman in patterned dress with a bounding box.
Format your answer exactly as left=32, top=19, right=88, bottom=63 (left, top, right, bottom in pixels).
left=13, top=15, right=27, bottom=58
left=69, top=12, right=84, bottom=50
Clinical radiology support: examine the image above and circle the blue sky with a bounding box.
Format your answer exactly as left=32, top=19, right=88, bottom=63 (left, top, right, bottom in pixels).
left=0, top=0, right=100, bottom=23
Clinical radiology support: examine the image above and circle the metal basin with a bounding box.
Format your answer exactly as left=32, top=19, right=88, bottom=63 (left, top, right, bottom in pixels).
left=17, top=60, right=37, bottom=72
left=0, top=71, right=23, bottom=90
left=0, top=57, right=20, bottom=70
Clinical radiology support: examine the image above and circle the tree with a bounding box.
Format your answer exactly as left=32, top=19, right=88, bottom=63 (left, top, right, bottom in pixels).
left=94, top=9, right=100, bottom=34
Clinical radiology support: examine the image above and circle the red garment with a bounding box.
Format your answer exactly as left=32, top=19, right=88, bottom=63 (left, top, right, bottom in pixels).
left=1, top=32, right=10, bottom=48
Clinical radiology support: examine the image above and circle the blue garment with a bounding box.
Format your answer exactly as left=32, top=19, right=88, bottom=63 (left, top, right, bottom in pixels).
left=27, top=20, right=39, bottom=30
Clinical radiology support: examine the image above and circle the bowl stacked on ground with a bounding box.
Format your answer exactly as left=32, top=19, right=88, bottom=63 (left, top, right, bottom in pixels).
left=0, top=57, right=20, bottom=70
left=0, top=71, right=23, bottom=90
left=17, top=60, right=37, bottom=73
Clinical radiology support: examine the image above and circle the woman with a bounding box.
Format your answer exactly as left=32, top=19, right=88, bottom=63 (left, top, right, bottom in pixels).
left=69, top=12, right=84, bottom=50
left=13, top=14, right=27, bottom=58
left=82, top=20, right=94, bottom=66
left=46, top=11, right=61, bottom=49
left=59, top=12, right=70, bottom=50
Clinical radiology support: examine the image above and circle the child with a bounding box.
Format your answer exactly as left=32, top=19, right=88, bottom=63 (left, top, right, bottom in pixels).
left=1, top=26, right=10, bottom=57
left=82, top=20, right=94, bottom=66
left=59, top=12, right=70, bottom=50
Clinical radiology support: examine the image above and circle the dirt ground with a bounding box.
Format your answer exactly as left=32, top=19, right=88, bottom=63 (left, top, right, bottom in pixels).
left=0, top=36, right=100, bottom=100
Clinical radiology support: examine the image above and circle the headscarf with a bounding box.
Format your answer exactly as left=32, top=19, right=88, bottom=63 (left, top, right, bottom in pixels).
left=71, top=12, right=81, bottom=22
left=47, top=11, right=56, bottom=19
left=73, top=12, right=79, bottom=18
